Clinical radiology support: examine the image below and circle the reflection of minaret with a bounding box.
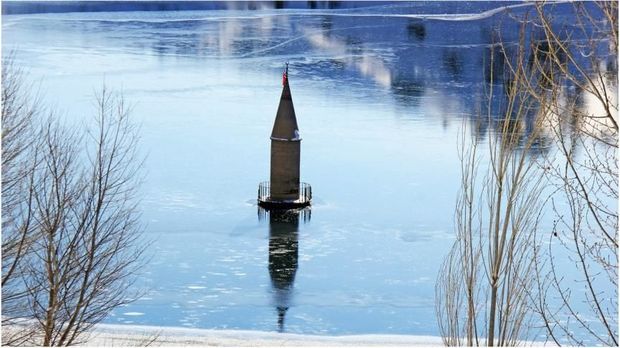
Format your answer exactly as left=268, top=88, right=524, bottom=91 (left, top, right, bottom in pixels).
left=261, top=208, right=310, bottom=332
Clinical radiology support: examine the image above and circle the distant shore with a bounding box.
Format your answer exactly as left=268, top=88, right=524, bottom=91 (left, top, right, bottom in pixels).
left=87, top=324, right=444, bottom=346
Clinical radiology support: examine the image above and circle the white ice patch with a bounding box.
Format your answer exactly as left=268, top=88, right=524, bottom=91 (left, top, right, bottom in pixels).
left=206, top=272, right=226, bottom=276
left=297, top=2, right=539, bottom=22
left=187, top=285, right=206, bottom=290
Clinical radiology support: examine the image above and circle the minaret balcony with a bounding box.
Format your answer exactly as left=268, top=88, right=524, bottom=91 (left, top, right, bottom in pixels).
left=258, top=181, right=312, bottom=209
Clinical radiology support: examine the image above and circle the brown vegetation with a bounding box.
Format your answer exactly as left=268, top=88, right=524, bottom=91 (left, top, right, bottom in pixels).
left=1, top=60, right=147, bottom=346
left=436, top=2, right=617, bottom=346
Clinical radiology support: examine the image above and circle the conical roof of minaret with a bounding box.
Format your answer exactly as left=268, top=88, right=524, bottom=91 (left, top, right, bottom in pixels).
left=271, top=67, right=300, bottom=141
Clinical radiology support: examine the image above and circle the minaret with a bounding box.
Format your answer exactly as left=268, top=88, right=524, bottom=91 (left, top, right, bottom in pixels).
left=258, top=63, right=311, bottom=208
left=270, top=63, right=300, bottom=201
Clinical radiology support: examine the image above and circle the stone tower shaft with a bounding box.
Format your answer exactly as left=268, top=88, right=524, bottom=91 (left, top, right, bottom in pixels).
left=269, top=68, right=301, bottom=201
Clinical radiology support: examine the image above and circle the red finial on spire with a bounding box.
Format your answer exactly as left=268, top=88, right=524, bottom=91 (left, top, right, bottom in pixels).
left=282, top=62, right=289, bottom=86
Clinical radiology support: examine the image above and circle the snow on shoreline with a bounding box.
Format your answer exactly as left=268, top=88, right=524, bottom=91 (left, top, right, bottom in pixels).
left=87, top=323, right=444, bottom=346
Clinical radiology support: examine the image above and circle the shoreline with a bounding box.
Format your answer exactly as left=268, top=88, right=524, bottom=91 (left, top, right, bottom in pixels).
left=87, top=323, right=444, bottom=346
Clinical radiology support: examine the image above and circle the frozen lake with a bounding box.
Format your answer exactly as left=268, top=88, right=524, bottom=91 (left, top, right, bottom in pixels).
left=2, top=1, right=614, bottom=340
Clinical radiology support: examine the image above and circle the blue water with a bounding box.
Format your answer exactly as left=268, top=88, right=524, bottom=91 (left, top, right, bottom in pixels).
left=2, top=1, right=615, bottom=341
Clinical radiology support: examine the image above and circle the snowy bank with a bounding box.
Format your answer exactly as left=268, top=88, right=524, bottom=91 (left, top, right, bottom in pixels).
left=87, top=324, right=444, bottom=346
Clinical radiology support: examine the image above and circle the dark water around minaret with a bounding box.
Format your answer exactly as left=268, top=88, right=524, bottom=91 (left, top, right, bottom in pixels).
left=2, top=2, right=616, bottom=342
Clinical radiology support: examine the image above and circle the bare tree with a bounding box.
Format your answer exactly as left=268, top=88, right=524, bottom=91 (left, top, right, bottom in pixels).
left=435, top=26, right=547, bottom=346
left=523, top=2, right=618, bottom=346
left=437, top=2, right=618, bottom=346
left=24, top=88, right=146, bottom=346
left=1, top=57, right=44, bottom=346
left=2, top=60, right=147, bottom=346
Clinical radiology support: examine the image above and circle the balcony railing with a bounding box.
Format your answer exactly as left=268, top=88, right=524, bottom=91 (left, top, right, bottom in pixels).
left=258, top=181, right=312, bottom=207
